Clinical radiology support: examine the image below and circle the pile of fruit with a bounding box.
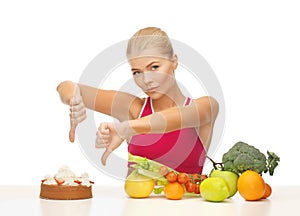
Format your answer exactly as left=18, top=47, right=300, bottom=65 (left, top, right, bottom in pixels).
left=124, top=141, right=279, bottom=202
left=124, top=162, right=208, bottom=200
left=159, top=171, right=207, bottom=200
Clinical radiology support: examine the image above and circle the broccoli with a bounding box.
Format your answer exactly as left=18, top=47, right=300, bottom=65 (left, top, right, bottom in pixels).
left=222, top=141, right=280, bottom=176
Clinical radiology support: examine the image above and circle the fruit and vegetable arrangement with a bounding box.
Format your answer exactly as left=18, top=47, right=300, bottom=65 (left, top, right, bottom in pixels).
left=124, top=141, right=280, bottom=202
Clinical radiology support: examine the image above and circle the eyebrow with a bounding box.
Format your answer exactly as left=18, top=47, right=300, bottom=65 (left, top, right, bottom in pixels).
left=131, top=61, right=160, bottom=72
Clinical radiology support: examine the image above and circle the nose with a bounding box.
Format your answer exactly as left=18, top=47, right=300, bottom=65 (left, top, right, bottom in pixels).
left=143, top=71, right=153, bottom=85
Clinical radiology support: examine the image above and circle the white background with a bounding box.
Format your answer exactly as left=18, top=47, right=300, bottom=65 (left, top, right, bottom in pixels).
left=0, top=0, right=299, bottom=186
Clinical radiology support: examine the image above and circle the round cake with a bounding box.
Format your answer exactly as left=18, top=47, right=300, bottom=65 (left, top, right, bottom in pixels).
left=40, top=166, right=93, bottom=200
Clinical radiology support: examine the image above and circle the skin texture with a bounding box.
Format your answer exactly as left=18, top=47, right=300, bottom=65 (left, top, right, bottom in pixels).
left=57, top=29, right=219, bottom=166
left=56, top=83, right=85, bottom=142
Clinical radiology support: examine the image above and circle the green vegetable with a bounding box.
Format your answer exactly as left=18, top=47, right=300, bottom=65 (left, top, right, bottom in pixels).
left=266, top=151, right=280, bottom=176
left=128, top=153, right=172, bottom=186
left=222, top=141, right=280, bottom=176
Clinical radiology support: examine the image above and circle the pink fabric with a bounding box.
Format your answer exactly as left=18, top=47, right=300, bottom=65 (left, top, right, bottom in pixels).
left=128, top=97, right=206, bottom=174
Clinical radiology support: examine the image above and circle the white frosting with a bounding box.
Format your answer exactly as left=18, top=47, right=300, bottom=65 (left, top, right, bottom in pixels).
left=42, top=166, right=92, bottom=187
left=43, top=176, right=56, bottom=185
left=55, top=166, right=76, bottom=179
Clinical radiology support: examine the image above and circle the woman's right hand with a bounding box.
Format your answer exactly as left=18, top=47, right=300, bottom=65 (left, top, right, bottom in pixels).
left=57, top=81, right=86, bottom=142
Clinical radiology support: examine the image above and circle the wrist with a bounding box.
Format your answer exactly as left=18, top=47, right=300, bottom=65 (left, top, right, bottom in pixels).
left=117, top=121, right=136, bottom=140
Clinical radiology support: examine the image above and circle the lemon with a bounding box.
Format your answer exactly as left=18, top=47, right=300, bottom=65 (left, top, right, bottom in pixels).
left=200, top=177, right=230, bottom=202
left=124, top=171, right=155, bottom=198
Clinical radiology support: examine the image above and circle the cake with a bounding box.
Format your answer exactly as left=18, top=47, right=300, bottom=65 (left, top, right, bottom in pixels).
left=40, top=166, right=94, bottom=200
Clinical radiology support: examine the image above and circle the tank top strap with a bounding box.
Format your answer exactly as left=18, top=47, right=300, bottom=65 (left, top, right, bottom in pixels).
left=140, top=97, right=153, bottom=118
left=184, top=97, right=191, bottom=106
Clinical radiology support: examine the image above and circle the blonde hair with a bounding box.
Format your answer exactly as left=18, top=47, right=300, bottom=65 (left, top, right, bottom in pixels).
left=126, top=27, right=174, bottom=60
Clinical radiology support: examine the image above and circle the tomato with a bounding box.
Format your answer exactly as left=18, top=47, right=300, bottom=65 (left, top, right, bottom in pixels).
left=200, top=174, right=208, bottom=180
left=177, top=173, right=188, bottom=184
left=190, top=173, right=200, bottom=183
left=166, top=171, right=177, bottom=183
left=185, top=182, right=196, bottom=193
left=194, top=184, right=201, bottom=194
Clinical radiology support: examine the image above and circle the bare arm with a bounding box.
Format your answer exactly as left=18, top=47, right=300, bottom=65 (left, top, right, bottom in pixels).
left=57, top=81, right=143, bottom=121
left=57, top=80, right=143, bottom=143
left=122, top=96, right=219, bottom=137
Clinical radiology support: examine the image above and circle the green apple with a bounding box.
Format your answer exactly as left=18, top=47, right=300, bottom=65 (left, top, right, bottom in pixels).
left=200, top=177, right=230, bottom=202
left=210, top=169, right=238, bottom=198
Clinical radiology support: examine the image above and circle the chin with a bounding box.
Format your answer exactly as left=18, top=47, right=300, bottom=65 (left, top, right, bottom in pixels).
left=146, top=92, right=164, bottom=100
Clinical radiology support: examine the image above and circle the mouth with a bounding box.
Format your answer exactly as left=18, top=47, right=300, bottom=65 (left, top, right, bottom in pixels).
left=146, top=87, right=158, bottom=93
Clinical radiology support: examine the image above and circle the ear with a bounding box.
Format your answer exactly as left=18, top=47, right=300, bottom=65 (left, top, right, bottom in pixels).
left=172, top=54, right=178, bottom=70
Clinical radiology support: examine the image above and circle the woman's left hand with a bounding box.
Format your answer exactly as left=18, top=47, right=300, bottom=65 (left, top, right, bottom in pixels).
left=96, top=122, right=125, bottom=165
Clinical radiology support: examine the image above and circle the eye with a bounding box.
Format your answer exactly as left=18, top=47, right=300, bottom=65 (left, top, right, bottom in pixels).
left=151, top=65, right=159, bottom=71
left=132, top=71, right=141, bottom=76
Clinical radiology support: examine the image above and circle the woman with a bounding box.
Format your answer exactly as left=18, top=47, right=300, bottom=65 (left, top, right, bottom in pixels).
left=57, top=27, right=219, bottom=174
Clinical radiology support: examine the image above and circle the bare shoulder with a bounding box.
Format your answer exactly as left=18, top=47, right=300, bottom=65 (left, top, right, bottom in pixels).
left=193, top=96, right=219, bottom=121
left=193, top=96, right=219, bottom=107
left=128, top=97, right=146, bottom=120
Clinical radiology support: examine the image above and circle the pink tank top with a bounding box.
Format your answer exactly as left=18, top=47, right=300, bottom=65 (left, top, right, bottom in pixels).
left=128, top=97, right=207, bottom=174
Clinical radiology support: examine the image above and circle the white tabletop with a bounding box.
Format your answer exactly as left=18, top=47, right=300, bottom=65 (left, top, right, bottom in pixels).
left=0, top=185, right=299, bottom=216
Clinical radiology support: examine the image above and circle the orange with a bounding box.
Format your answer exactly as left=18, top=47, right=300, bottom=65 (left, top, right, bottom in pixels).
left=164, top=182, right=185, bottom=200
left=237, top=170, right=266, bottom=201
left=262, top=183, right=272, bottom=199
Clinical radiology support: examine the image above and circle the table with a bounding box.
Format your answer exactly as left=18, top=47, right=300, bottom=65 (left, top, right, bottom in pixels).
left=0, top=186, right=299, bottom=216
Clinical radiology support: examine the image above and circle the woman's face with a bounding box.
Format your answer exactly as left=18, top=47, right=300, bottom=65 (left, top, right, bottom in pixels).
left=128, top=56, right=178, bottom=99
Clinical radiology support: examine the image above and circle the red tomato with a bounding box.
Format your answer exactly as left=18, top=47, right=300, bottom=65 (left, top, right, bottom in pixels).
left=185, top=182, right=196, bottom=193
left=194, top=184, right=200, bottom=194
left=186, top=175, right=192, bottom=183
left=166, top=171, right=177, bottom=183
left=177, top=173, right=189, bottom=184
left=191, top=173, right=200, bottom=183
left=200, top=174, right=208, bottom=180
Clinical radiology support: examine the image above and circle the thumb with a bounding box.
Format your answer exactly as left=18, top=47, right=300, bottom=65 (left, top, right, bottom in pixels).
left=74, top=84, right=81, bottom=99
left=69, top=119, right=77, bottom=143
left=101, top=148, right=113, bottom=165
